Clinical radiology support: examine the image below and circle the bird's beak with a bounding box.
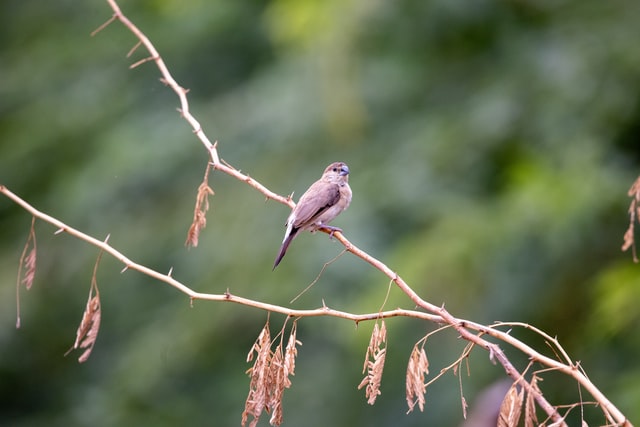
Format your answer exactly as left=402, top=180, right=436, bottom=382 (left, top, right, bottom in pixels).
left=339, top=165, right=350, bottom=176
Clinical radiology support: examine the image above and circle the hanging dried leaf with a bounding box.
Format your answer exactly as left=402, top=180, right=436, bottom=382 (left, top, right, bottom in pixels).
left=20, top=244, right=37, bottom=290
left=283, top=322, right=301, bottom=387
left=243, top=323, right=272, bottom=427
left=498, top=384, right=524, bottom=427
left=16, top=216, right=37, bottom=328
left=65, top=248, right=104, bottom=363
left=69, top=295, right=101, bottom=363
left=64, top=289, right=101, bottom=363
left=406, top=343, right=429, bottom=413
left=524, top=375, right=541, bottom=427
left=242, top=320, right=301, bottom=427
left=269, top=349, right=285, bottom=426
left=185, top=166, right=215, bottom=248
left=358, top=320, right=387, bottom=405
left=460, top=394, right=468, bottom=419
left=457, top=346, right=472, bottom=420
left=622, top=176, right=640, bottom=261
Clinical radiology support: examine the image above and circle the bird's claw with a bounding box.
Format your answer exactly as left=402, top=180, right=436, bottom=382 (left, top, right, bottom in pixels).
left=323, top=225, right=342, bottom=240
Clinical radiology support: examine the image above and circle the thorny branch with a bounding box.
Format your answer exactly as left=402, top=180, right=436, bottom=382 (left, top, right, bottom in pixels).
left=92, top=0, right=291, bottom=210
left=0, top=1, right=633, bottom=426
left=3, top=183, right=630, bottom=425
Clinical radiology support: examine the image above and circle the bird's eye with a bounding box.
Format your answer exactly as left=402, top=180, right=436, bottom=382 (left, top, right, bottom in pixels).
left=332, top=167, right=338, bottom=172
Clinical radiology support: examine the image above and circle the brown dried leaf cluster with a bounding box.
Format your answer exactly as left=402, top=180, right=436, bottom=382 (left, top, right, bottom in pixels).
left=68, top=295, right=101, bottom=363
left=406, top=342, right=429, bottom=413
left=358, top=320, right=387, bottom=405
left=622, top=175, right=640, bottom=261
left=242, top=321, right=301, bottom=427
left=498, top=376, right=541, bottom=427
left=498, top=384, right=524, bottom=427
left=18, top=219, right=37, bottom=290
left=525, top=376, right=540, bottom=427
left=16, top=216, right=37, bottom=328
left=185, top=172, right=215, bottom=248
left=65, top=250, right=104, bottom=363
left=66, top=286, right=101, bottom=363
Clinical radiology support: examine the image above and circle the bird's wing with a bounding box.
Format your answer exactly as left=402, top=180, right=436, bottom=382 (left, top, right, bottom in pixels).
left=293, top=182, right=341, bottom=228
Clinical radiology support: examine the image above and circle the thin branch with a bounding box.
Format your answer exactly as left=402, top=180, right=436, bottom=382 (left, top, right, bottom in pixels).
left=0, top=185, right=439, bottom=324
left=95, top=0, right=291, bottom=209
left=424, top=342, right=474, bottom=391
left=491, top=322, right=575, bottom=366
left=290, top=249, right=347, bottom=304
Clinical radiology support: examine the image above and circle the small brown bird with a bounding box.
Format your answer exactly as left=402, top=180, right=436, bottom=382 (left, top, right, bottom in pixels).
left=273, top=162, right=352, bottom=269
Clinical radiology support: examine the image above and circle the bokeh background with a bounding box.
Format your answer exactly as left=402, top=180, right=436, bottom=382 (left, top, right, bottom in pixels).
left=1, top=0, right=640, bottom=425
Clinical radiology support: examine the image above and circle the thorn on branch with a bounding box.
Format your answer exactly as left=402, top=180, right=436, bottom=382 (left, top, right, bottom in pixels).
left=90, top=14, right=117, bottom=37
left=221, top=158, right=235, bottom=170
left=126, top=40, right=142, bottom=58
left=130, top=55, right=156, bottom=69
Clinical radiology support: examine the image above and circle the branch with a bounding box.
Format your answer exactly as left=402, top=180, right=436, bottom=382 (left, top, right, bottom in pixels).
left=1, top=181, right=628, bottom=425
left=2, top=1, right=632, bottom=426
left=95, top=0, right=292, bottom=209
left=0, top=185, right=439, bottom=323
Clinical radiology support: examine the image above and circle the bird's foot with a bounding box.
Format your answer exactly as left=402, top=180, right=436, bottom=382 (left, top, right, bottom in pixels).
left=321, top=225, right=343, bottom=240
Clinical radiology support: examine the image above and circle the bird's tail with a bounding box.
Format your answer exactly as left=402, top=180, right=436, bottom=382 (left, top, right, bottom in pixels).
left=273, top=229, right=298, bottom=270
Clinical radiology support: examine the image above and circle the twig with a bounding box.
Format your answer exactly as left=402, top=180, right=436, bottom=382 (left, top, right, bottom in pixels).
left=1, top=183, right=440, bottom=324
left=290, top=249, right=347, bottom=304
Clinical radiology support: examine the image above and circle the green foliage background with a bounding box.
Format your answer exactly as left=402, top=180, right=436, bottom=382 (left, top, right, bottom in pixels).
left=1, top=0, right=639, bottom=425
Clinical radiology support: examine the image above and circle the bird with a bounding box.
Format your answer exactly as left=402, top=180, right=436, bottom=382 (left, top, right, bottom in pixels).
left=273, top=162, right=352, bottom=269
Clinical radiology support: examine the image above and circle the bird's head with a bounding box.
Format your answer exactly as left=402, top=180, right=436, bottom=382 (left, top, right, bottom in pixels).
left=323, top=162, right=350, bottom=182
